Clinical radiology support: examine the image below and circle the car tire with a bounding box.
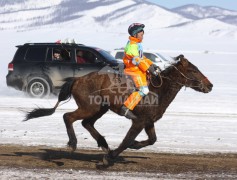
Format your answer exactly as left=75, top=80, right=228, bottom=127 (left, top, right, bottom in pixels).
left=26, top=78, right=51, bottom=98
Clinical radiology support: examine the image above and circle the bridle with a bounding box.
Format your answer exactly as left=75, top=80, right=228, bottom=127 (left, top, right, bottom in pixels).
left=149, top=63, right=208, bottom=89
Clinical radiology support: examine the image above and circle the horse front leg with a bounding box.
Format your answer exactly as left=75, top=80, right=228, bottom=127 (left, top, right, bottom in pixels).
left=128, top=123, right=157, bottom=149
left=109, top=120, right=144, bottom=159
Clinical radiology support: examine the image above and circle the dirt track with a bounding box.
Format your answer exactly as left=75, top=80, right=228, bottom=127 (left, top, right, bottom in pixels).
left=0, top=144, right=237, bottom=178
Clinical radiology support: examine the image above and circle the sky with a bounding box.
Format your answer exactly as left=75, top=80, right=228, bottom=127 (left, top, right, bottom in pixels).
left=146, top=0, right=237, bottom=11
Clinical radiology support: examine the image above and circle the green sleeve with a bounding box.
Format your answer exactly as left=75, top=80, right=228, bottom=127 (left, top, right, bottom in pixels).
left=125, top=44, right=139, bottom=57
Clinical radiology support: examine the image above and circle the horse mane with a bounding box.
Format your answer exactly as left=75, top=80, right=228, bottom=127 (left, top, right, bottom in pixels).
left=160, top=54, right=186, bottom=79
left=161, top=61, right=179, bottom=79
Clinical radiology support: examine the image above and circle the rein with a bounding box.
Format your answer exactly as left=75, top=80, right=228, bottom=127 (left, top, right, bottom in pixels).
left=150, top=63, right=206, bottom=89
left=149, top=72, right=163, bottom=88
left=170, top=64, right=209, bottom=89
left=171, top=65, right=200, bottom=83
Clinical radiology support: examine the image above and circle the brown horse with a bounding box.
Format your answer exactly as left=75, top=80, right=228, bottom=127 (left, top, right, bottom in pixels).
left=24, top=55, right=213, bottom=161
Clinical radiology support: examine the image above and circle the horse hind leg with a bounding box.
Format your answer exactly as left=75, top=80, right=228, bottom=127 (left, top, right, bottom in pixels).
left=82, top=107, right=109, bottom=153
left=128, top=123, right=157, bottom=149
left=64, top=108, right=97, bottom=151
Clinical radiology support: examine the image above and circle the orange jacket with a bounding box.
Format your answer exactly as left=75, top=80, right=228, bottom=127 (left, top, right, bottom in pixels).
left=123, top=36, right=153, bottom=73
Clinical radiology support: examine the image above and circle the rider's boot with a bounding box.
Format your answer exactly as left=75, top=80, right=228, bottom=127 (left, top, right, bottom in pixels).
left=119, top=105, right=137, bottom=119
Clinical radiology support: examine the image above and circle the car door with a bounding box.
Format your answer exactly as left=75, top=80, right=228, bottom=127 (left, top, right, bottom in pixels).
left=45, top=47, right=75, bottom=88
left=73, top=48, right=106, bottom=77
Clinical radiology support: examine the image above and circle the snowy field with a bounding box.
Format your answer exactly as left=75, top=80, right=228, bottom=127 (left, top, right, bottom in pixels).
left=0, top=167, right=234, bottom=180
left=1, top=48, right=237, bottom=154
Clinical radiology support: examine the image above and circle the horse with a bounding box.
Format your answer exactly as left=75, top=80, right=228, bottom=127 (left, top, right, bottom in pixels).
left=24, top=55, right=213, bottom=162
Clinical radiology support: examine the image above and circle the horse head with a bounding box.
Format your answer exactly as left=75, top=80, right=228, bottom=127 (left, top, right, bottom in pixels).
left=172, top=55, right=213, bottom=93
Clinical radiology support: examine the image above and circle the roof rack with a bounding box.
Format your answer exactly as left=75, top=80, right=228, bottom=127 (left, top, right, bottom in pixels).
left=23, top=43, right=85, bottom=46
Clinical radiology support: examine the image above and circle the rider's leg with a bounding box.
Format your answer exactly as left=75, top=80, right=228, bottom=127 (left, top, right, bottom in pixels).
left=119, top=71, right=149, bottom=119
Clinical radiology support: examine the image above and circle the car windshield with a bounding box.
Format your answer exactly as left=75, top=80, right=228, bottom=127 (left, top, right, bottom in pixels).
left=155, top=53, right=169, bottom=61
left=96, top=48, right=117, bottom=62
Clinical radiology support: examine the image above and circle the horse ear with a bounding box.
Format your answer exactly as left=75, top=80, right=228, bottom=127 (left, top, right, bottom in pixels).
left=174, top=54, right=184, bottom=61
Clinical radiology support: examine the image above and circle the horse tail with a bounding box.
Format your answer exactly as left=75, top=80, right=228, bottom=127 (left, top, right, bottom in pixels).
left=24, top=78, right=75, bottom=121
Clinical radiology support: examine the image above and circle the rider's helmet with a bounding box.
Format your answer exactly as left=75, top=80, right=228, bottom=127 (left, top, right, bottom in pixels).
left=128, top=23, right=145, bottom=36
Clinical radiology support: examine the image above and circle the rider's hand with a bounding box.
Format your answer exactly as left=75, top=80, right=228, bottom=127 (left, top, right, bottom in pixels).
left=147, top=64, right=161, bottom=76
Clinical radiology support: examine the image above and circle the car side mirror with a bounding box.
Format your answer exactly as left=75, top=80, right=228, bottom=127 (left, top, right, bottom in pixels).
left=94, top=58, right=105, bottom=65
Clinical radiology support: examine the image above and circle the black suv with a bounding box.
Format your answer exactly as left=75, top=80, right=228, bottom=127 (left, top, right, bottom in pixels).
left=6, top=43, right=118, bottom=98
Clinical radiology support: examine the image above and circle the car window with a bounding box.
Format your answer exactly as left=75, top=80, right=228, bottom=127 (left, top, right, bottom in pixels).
left=51, top=48, right=71, bottom=62
left=13, top=47, right=27, bottom=62
left=96, top=49, right=117, bottom=62
left=115, top=52, right=124, bottom=59
left=75, top=49, right=99, bottom=64
left=155, top=53, right=169, bottom=61
left=143, top=52, right=157, bottom=62
left=25, top=47, right=47, bottom=62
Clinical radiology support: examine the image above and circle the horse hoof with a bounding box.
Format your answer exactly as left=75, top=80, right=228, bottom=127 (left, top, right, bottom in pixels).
left=67, top=141, right=77, bottom=152
left=103, top=155, right=109, bottom=166
left=70, top=146, right=76, bottom=152
left=101, top=147, right=110, bottom=154
left=108, top=150, right=117, bottom=159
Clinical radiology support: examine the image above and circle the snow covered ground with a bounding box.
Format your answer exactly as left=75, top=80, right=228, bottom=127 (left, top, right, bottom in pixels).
left=0, top=167, right=233, bottom=180
left=0, top=9, right=237, bottom=153
left=1, top=49, right=237, bottom=154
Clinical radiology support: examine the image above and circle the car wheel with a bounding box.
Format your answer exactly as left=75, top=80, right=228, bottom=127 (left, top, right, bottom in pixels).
left=27, top=78, right=50, bottom=98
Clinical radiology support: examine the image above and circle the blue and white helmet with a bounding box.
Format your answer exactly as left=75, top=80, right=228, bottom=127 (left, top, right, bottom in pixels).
left=128, top=23, right=145, bottom=36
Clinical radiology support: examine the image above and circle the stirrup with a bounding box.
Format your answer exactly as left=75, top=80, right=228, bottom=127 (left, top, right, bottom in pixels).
left=120, top=105, right=137, bottom=119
